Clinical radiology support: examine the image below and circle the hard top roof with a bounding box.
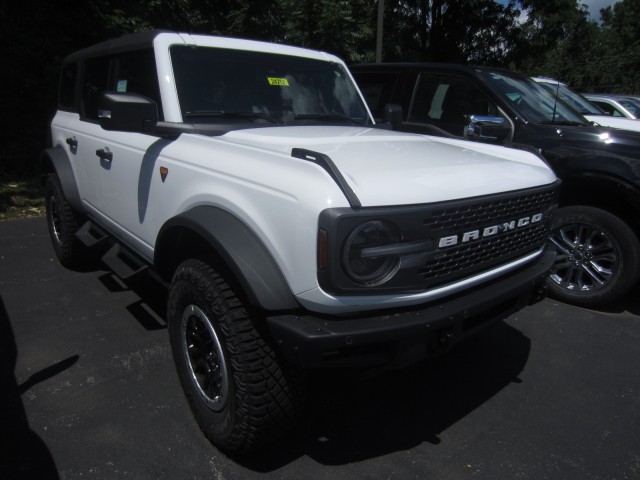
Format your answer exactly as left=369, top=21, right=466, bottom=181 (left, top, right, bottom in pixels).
left=349, top=62, right=521, bottom=78
left=64, top=30, right=171, bottom=63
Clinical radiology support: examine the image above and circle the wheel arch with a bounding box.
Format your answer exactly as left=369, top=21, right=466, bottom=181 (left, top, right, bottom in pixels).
left=40, top=146, right=84, bottom=213
left=557, top=171, right=640, bottom=235
left=154, top=206, right=299, bottom=311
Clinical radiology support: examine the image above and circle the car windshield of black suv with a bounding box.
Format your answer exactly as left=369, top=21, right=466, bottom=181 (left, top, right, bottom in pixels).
left=539, top=83, right=604, bottom=116
left=170, top=45, right=370, bottom=125
left=478, top=71, right=590, bottom=126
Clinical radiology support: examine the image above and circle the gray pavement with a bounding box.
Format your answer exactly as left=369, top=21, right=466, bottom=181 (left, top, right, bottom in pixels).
left=1, top=217, right=639, bottom=479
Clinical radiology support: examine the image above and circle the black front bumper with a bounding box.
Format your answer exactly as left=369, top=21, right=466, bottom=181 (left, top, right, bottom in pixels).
left=266, top=249, right=554, bottom=368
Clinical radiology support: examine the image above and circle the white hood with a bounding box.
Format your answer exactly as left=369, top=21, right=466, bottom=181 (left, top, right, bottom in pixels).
left=220, top=126, right=556, bottom=206
left=584, top=114, right=640, bottom=132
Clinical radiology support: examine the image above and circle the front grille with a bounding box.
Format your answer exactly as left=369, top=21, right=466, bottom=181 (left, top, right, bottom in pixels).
left=318, top=182, right=558, bottom=295
left=418, top=189, right=556, bottom=284
left=423, top=190, right=556, bottom=233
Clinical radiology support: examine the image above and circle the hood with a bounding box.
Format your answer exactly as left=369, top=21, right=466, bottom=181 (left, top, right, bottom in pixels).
left=219, top=126, right=556, bottom=206
left=584, top=114, right=640, bottom=133
left=530, top=122, right=640, bottom=156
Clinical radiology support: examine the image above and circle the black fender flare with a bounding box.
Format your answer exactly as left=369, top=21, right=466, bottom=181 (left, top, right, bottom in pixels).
left=40, top=146, right=84, bottom=213
left=155, top=206, right=299, bottom=311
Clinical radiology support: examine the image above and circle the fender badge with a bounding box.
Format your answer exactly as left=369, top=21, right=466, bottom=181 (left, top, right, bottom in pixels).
left=160, top=166, right=169, bottom=182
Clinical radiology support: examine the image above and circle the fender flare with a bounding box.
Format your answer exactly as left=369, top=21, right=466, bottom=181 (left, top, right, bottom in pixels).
left=40, top=146, right=84, bottom=213
left=155, top=206, right=299, bottom=311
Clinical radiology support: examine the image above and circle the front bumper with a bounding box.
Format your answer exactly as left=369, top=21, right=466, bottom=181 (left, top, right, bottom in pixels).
left=266, top=249, right=554, bottom=368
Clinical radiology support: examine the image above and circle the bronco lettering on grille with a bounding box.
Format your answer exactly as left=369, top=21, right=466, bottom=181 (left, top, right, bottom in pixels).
left=438, top=213, right=543, bottom=248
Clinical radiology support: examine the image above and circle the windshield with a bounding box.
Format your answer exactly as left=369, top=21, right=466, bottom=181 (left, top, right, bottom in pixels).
left=477, top=71, right=590, bottom=126
left=619, top=98, right=640, bottom=117
left=170, top=45, right=370, bottom=125
left=537, top=82, right=604, bottom=116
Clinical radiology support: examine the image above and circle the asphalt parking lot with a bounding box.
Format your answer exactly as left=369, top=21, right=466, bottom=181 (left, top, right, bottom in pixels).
left=1, top=217, right=639, bottom=479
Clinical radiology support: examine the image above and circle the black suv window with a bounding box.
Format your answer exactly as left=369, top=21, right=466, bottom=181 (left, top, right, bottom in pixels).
left=408, top=73, right=501, bottom=136
left=353, top=71, right=400, bottom=121
left=477, top=71, right=589, bottom=125
left=81, top=56, right=111, bottom=121
left=114, top=49, right=163, bottom=120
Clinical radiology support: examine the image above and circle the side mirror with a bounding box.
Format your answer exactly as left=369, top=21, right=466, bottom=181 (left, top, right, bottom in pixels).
left=383, top=103, right=403, bottom=129
left=97, top=92, right=158, bottom=133
left=464, top=115, right=510, bottom=142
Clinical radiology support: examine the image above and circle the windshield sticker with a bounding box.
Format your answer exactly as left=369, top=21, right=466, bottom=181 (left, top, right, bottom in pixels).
left=117, top=80, right=128, bottom=92
left=267, top=77, right=289, bottom=87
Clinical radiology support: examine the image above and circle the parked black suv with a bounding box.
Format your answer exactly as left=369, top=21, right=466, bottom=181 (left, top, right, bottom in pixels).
left=351, top=63, right=640, bottom=307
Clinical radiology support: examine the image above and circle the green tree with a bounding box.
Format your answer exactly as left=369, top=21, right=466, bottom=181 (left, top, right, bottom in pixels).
left=510, top=0, right=591, bottom=72
left=277, top=0, right=376, bottom=63
left=595, top=0, right=640, bottom=93
left=378, top=0, right=521, bottom=64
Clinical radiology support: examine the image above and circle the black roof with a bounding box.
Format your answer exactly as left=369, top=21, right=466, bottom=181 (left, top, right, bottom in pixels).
left=350, top=62, right=522, bottom=78
left=64, top=29, right=173, bottom=63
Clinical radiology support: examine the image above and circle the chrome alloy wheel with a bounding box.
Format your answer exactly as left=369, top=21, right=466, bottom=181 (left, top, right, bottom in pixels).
left=548, top=222, right=618, bottom=293
left=180, top=304, right=229, bottom=411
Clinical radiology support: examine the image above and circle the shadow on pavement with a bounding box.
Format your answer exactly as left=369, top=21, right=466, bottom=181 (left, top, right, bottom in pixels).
left=0, top=294, right=78, bottom=479
left=553, top=284, right=640, bottom=316
left=99, top=267, right=532, bottom=470
left=235, top=319, right=531, bottom=470
left=98, top=272, right=168, bottom=331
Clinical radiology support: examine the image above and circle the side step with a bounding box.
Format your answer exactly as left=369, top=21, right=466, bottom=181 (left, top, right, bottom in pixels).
left=101, top=244, right=149, bottom=282
left=76, top=221, right=110, bottom=248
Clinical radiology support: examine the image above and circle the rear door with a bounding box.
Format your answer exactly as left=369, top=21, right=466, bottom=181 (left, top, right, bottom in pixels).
left=71, top=55, right=111, bottom=211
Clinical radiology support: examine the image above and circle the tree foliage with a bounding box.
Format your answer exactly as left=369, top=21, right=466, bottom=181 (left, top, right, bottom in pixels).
left=0, top=0, right=638, bottom=178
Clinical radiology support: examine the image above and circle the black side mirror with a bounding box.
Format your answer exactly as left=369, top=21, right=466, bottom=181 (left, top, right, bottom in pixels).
left=97, top=92, right=158, bottom=133
left=383, top=103, right=403, bottom=129
left=464, top=115, right=510, bottom=142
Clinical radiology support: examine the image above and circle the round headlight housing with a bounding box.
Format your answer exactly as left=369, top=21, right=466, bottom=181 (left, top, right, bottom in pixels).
left=343, top=220, right=401, bottom=286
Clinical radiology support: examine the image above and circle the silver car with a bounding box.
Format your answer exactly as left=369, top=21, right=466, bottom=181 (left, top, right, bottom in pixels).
left=585, top=94, right=640, bottom=119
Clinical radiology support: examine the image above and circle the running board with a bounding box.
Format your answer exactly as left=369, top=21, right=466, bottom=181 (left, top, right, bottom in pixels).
left=76, top=221, right=109, bottom=249
left=101, top=244, right=149, bottom=281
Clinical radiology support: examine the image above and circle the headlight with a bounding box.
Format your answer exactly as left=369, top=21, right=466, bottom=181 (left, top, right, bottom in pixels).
left=343, top=220, right=401, bottom=286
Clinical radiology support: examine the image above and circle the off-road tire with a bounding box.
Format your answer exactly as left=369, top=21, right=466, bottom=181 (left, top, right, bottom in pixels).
left=167, top=258, right=305, bottom=454
left=45, top=174, right=86, bottom=269
left=547, top=206, right=640, bottom=307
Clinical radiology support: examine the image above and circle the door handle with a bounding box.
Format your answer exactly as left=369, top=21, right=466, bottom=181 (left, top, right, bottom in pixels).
left=96, top=148, right=113, bottom=162
left=66, top=137, right=78, bottom=153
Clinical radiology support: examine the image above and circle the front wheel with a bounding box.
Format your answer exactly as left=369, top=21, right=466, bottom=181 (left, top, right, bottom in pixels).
left=547, top=206, right=640, bottom=307
left=167, top=259, right=305, bottom=454
left=44, top=174, right=86, bottom=268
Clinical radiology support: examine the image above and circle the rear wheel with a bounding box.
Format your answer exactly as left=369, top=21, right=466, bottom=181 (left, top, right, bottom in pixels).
left=547, top=206, right=640, bottom=307
left=167, top=258, right=305, bottom=454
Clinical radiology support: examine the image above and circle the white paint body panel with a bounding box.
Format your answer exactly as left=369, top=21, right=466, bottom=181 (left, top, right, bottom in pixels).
left=584, top=114, right=640, bottom=132
left=52, top=33, right=557, bottom=314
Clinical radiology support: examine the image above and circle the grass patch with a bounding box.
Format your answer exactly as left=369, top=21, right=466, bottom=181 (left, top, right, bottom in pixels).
left=0, top=178, right=45, bottom=221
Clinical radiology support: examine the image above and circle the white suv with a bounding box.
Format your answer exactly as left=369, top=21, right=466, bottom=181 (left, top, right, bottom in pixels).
left=42, top=31, right=558, bottom=453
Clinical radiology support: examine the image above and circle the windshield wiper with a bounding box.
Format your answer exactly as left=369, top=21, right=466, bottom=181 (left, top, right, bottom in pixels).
left=184, top=111, right=278, bottom=123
